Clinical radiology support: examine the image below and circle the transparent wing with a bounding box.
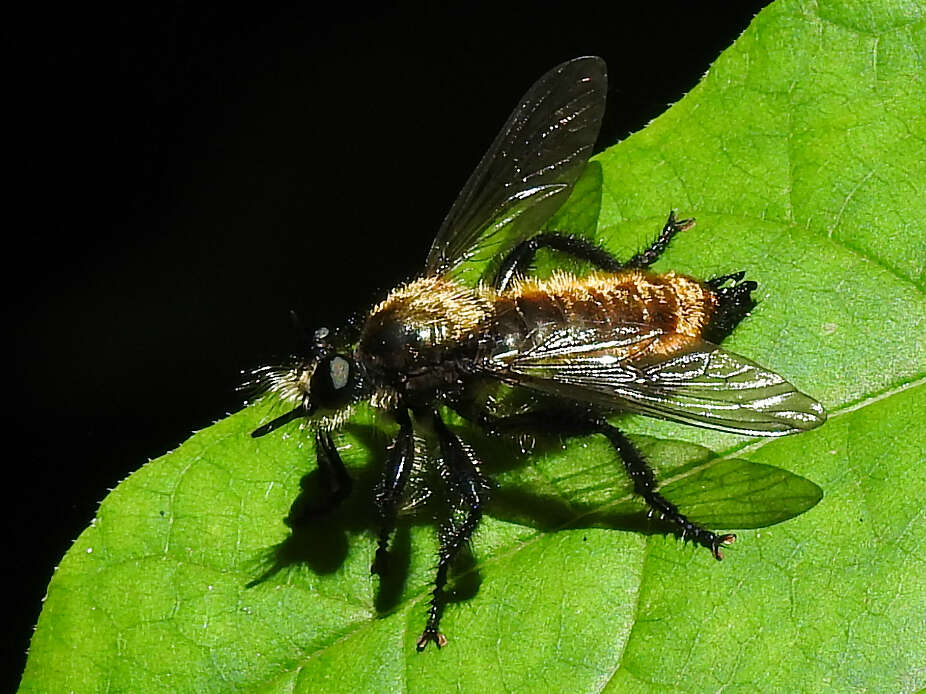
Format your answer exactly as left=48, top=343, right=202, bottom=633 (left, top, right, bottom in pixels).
left=487, top=327, right=826, bottom=437
left=424, top=56, right=607, bottom=283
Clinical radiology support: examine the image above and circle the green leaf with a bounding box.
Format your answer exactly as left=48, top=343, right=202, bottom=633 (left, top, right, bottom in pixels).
left=21, top=1, right=926, bottom=692
left=548, top=160, right=603, bottom=240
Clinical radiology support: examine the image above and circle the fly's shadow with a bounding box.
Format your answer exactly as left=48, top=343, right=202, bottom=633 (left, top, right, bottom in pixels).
left=245, top=421, right=487, bottom=614
left=246, top=419, right=822, bottom=614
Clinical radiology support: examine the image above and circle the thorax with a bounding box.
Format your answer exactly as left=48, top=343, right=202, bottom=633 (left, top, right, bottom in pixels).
left=356, top=277, right=493, bottom=401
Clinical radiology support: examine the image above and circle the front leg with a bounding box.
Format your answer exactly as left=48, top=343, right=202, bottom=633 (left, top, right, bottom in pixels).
left=286, top=429, right=353, bottom=527
left=371, top=408, right=415, bottom=575
left=416, top=411, right=492, bottom=651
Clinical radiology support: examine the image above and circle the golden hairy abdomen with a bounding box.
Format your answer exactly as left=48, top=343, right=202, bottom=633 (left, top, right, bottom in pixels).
left=489, top=269, right=718, bottom=357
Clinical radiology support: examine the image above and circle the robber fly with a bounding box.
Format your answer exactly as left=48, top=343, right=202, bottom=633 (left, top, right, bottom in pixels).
left=251, top=56, right=826, bottom=650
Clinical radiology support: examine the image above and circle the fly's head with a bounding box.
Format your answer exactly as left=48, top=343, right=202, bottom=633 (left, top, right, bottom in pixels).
left=308, top=328, right=365, bottom=415
left=251, top=326, right=365, bottom=434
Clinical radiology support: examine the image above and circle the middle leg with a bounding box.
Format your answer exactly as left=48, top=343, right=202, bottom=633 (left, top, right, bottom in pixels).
left=371, top=408, right=415, bottom=575
left=416, top=410, right=492, bottom=650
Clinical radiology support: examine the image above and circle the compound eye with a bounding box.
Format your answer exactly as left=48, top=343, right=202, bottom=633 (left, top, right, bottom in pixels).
left=328, top=355, right=350, bottom=390
left=310, top=354, right=357, bottom=410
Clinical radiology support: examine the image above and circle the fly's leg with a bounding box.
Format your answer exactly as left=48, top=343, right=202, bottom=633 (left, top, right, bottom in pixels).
left=416, top=411, right=492, bottom=651
left=371, top=408, right=415, bottom=575
left=286, top=429, right=353, bottom=526
left=462, top=407, right=734, bottom=560
left=494, top=233, right=623, bottom=291
left=624, top=210, right=695, bottom=268
left=593, top=418, right=735, bottom=559
left=492, top=209, right=756, bottom=344
left=493, top=210, right=693, bottom=291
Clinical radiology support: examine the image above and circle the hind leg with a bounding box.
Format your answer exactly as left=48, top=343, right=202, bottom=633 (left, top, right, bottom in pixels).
left=624, top=210, right=695, bottom=268
left=459, top=406, right=734, bottom=560
left=493, top=232, right=623, bottom=291
left=494, top=210, right=694, bottom=291
left=592, top=419, right=735, bottom=559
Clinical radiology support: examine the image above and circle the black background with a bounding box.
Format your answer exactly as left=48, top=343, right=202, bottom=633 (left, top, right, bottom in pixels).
left=8, top=2, right=770, bottom=687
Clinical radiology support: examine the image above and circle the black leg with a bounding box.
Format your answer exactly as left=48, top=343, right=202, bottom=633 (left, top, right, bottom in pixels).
left=371, top=408, right=415, bottom=575
left=593, top=419, right=735, bottom=560
left=493, top=210, right=693, bottom=291
left=416, top=411, right=492, bottom=651
left=494, top=233, right=623, bottom=291
left=624, top=210, right=695, bottom=268
left=286, top=429, right=353, bottom=526
left=703, top=271, right=758, bottom=344
left=463, top=407, right=734, bottom=560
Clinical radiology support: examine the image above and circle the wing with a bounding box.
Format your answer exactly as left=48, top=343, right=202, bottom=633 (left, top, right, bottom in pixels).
left=424, top=57, right=607, bottom=283
left=485, top=325, right=826, bottom=437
